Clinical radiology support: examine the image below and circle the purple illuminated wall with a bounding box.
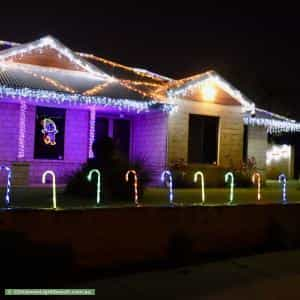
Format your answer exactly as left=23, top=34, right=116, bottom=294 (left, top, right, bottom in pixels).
left=1, top=99, right=168, bottom=185
left=132, top=111, right=168, bottom=185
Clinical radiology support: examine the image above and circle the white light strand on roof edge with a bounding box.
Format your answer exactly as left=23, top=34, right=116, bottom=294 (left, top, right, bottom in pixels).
left=0, top=85, right=174, bottom=113
left=0, top=36, right=114, bottom=81
left=243, top=117, right=300, bottom=134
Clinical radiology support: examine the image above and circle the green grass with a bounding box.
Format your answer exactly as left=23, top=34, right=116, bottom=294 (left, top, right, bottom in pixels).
left=1, top=180, right=300, bottom=209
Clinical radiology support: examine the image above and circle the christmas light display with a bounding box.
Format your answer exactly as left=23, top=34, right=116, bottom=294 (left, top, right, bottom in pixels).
left=252, top=172, right=261, bottom=201
left=87, top=169, right=101, bottom=205
left=266, top=145, right=290, bottom=165
left=88, top=106, right=96, bottom=158
left=0, top=36, right=113, bottom=80
left=0, top=85, right=174, bottom=113
left=161, top=170, right=174, bottom=204
left=167, top=71, right=254, bottom=110
left=17, top=100, right=26, bottom=159
left=125, top=170, right=138, bottom=206
left=42, top=170, right=57, bottom=209
left=194, top=171, right=205, bottom=204
left=0, top=165, right=11, bottom=207
left=41, top=118, right=58, bottom=145
left=278, top=173, right=287, bottom=204
left=225, top=172, right=234, bottom=204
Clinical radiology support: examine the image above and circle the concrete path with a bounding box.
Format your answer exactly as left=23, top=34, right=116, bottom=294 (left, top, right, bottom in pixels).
left=73, top=250, right=300, bottom=299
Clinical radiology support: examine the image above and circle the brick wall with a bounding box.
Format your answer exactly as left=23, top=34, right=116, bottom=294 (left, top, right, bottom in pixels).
left=247, top=126, right=268, bottom=172
left=168, top=98, right=244, bottom=168
left=133, top=112, right=168, bottom=184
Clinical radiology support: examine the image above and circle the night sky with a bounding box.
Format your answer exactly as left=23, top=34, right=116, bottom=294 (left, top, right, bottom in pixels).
left=0, top=13, right=299, bottom=119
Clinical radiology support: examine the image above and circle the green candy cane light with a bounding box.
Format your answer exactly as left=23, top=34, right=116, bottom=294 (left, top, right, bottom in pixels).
left=225, top=172, right=234, bottom=204
left=87, top=169, right=101, bottom=205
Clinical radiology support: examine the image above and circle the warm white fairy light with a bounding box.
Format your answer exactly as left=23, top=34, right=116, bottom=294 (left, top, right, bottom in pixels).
left=0, top=36, right=113, bottom=81
left=167, top=71, right=254, bottom=110
left=266, top=145, right=291, bottom=165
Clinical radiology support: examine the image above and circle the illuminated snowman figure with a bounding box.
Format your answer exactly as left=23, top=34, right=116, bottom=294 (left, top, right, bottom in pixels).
left=41, top=118, right=58, bottom=145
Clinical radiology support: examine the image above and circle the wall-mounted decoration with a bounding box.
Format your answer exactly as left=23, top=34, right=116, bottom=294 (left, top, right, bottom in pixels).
left=34, top=106, right=65, bottom=160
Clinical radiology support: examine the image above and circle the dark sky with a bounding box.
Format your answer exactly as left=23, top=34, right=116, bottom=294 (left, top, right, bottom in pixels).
left=0, top=14, right=299, bottom=118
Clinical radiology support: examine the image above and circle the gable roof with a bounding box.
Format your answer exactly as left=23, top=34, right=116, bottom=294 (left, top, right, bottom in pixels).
left=165, top=70, right=255, bottom=110
left=0, top=36, right=112, bottom=80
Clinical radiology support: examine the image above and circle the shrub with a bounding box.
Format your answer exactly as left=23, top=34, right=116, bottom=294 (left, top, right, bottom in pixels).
left=169, top=157, right=259, bottom=188
left=65, top=136, right=151, bottom=202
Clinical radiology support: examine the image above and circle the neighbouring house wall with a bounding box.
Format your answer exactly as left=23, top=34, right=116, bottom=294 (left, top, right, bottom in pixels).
left=133, top=111, right=168, bottom=184
left=168, top=98, right=244, bottom=168
left=247, top=126, right=268, bottom=172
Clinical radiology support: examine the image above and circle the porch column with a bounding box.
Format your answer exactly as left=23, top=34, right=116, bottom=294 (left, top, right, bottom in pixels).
left=88, top=106, right=96, bottom=158
left=17, top=100, right=27, bottom=160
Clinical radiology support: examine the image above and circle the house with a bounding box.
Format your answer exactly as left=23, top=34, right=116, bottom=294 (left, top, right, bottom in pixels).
left=0, top=36, right=299, bottom=186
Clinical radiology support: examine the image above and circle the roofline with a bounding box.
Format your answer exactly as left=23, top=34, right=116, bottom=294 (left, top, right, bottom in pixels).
left=0, top=36, right=114, bottom=81
left=167, top=70, right=255, bottom=109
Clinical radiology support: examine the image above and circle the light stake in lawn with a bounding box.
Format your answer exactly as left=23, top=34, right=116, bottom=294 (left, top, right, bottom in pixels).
left=0, top=165, right=12, bottom=207
left=87, top=169, right=101, bottom=205
left=225, top=172, right=234, bottom=204
left=278, top=173, right=287, bottom=204
left=161, top=170, right=174, bottom=205
left=42, top=170, right=57, bottom=209
left=194, top=171, right=205, bottom=204
left=252, top=172, right=261, bottom=201
left=125, top=170, right=139, bottom=206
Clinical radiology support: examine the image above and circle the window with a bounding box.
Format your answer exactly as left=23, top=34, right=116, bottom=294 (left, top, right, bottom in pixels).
left=95, top=116, right=131, bottom=159
left=188, top=114, right=219, bottom=164
left=34, top=106, right=66, bottom=160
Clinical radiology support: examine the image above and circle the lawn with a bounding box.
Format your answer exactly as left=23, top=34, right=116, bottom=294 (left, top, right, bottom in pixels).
left=1, top=180, right=300, bottom=209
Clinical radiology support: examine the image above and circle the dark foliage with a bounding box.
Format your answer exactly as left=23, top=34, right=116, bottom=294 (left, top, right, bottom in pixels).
left=65, top=136, right=151, bottom=202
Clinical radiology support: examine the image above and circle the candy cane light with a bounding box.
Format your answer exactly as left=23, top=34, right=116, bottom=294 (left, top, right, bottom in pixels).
left=278, top=173, right=287, bottom=204
left=161, top=170, right=174, bottom=204
left=194, top=171, right=205, bottom=204
left=42, top=170, right=57, bottom=209
left=0, top=166, right=12, bottom=207
left=125, top=170, right=138, bottom=206
left=252, top=172, right=261, bottom=201
left=225, top=172, right=234, bottom=204
left=87, top=169, right=101, bottom=205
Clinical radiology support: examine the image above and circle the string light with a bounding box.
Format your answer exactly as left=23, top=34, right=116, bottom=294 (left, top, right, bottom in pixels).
left=161, top=170, right=174, bottom=204
left=244, top=116, right=300, bottom=134
left=278, top=173, right=287, bottom=204
left=194, top=171, right=205, bottom=204
left=252, top=172, right=261, bottom=201
left=0, top=85, right=174, bottom=113
left=0, top=36, right=113, bottom=80
left=83, top=82, right=111, bottom=96
left=88, top=106, right=96, bottom=158
left=17, top=100, right=26, bottom=159
left=167, top=71, right=254, bottom=110
left=0, top=165, right=12, bottom=207
left=125, top=170, right=139, bottom=206
left=224, top=172, right=234, bottom=204
left=87, top=169, right=101, bottom=205
left=42, top=170, right=57, bottom=209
